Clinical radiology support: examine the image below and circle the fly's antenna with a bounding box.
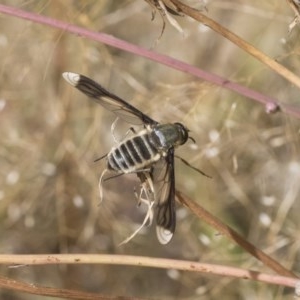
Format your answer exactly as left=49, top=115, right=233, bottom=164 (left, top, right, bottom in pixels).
left=185, top=126, right=195, bottom=144
left=188, top=136, right=196, bottom=144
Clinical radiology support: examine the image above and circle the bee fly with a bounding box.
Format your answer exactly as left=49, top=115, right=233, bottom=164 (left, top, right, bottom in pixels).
left=62, top=72, right=207, bottom=244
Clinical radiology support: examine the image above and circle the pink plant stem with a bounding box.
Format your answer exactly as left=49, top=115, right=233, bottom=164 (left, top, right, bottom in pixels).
left=0, top=4, right=299, bottom=118
left=0, top=254, right=299, bottom=289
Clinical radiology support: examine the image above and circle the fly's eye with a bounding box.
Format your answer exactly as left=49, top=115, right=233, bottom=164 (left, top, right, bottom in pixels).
left=174, top=122, right=189, bottom=145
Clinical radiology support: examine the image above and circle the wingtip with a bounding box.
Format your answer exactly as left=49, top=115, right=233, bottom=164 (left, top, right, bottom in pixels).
left=62, top=72, right=80, bottom=86
left=156, top=226, right=173, bottom=244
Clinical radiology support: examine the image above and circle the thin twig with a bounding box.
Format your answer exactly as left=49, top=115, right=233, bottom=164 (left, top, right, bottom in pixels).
left=176, top=191, right=298, bottom=278
left=0, top=254, right=298, bottom=288
left=0, top=274, right=141, bottom=300
left=170, top=0, right=300, bottom=90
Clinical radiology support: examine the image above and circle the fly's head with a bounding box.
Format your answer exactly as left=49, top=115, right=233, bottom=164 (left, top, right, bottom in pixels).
left=173, top=122, right=189, bottom=147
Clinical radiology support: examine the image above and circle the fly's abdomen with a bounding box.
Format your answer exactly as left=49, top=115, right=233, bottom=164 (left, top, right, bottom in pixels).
left=107, top=132, right=160, bottom=173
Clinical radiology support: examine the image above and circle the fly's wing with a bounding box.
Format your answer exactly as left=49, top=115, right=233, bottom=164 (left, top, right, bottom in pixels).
left=63, top=72, right=158, bottom=126
left=136, top=149, right=176, bottom=244
left=154, top=148, right=176, bottom=244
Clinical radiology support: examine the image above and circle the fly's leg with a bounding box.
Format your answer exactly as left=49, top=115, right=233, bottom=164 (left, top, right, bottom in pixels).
left=98, top=168, right=108, bottom=204
left=136, top=171, right=156, bottom=227
left=111, top=117, right=136, bottom=143
left=175, top=155, right=212, bottom=178
left=111, top=117, right=120, bottom=143
left=134, top=170, right=153, bottom=206
left=119, top=173, right=155, bottom=245
left=134, top=174, right=155, bottom=226
left=119, top=200, right=155, bottom=246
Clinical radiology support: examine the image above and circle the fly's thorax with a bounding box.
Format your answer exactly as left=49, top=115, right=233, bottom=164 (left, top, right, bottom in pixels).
left=107, top=129, right=161, bottom=173
left=149, top=123, right=189, bottom=150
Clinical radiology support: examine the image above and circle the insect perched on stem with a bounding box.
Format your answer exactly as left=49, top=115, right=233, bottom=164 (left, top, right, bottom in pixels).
left=62, top=72, right=208, bottom=244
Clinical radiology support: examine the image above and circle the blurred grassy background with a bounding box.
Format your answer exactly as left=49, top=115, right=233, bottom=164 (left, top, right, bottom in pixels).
left=0, top=0, right=300, bottom=299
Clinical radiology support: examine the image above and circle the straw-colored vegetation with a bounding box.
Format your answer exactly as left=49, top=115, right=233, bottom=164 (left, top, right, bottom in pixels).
left=0, top=1, right=300, bottom=299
